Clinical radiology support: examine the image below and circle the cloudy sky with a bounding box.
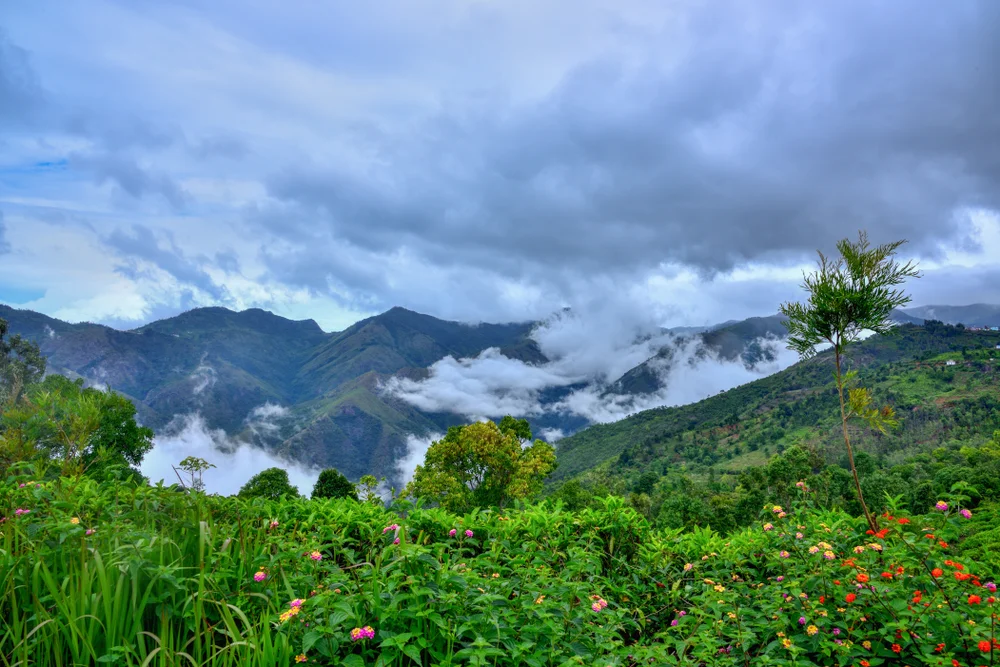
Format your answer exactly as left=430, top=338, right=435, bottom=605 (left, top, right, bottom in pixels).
left=2, top=1, right=999, bottom=332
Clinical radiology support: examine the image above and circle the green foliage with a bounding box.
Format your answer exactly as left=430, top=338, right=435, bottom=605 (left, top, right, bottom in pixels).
left=312, top=467, right=359, bottom=501
left=179, top=455, right=216, bottom=491
left=407, top=416, right=557, bottom=512
left=3, top=469, right=1000, bottom=665
left=0, top=374, right=153, bottom=479
left=0, top=317, right=46, bottom=404
left=238, top=467, right=300, bottom=500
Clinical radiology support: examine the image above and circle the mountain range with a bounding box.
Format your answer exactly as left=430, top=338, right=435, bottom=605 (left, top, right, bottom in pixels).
left=2, top=301, right=999, bottom=483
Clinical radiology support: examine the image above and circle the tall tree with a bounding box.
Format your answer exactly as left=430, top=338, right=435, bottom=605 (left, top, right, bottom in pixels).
left=0, top=318, right=46, bottom=404
left=406, top=416, right=556, bottom=513
left=779, top=230, right=919, bottom=530
left=312, top=467, right=358, bottom=501
left=239, top=467, right=299, bottom=500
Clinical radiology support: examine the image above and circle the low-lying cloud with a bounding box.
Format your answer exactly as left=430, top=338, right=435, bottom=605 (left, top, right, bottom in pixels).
left=384, top=306, right=798, bottom=428
left=141, top=411, right=320, bottom=496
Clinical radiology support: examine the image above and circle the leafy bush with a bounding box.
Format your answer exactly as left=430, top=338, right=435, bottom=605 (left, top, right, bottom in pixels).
left=239, top=466, right=300, bottom=500
left=312, top=467, right=358, bottom=501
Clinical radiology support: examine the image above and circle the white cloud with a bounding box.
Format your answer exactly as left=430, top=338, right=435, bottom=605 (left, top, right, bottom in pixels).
left=141, top=411, right=320, bottom=496
left=395, top=432, right=443, bottom=487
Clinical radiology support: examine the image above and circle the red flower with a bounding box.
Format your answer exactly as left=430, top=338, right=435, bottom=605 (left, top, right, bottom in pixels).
left=951, top=660, right=958, bottom=667
left=979, top=639, right=992, bottom=653
left=898, top=517, right=911, bottom=525
left=891, top=643, right=902, bottom=653
left=925, top=533, right=936, bottom=540
left=846, top=593, right=857, bottom=603
left=865, top=529, right=874, bottom=535
left=932, top=568, right=944, bottom=577
left=876, top=529, right=890, bottom=539
left=857, top=573, right=870, bottom=583
left=881, top=572, right=894, bottom=579
left=956, top=572, right=972, bottom=581
left=833, top=579, right=841, bottom=585
left=935, top=643, right=945, bottom=652
left=969, top=594, right=982, bottom=604
left=940, top=541, right=950, bottom=548
left=954, top=563, right=965, bottom=571
left=895, top=566, right=904, bottom=574
left=819, top=595, right=825, bottom=603
left=860, top=661, right=870, bottom=667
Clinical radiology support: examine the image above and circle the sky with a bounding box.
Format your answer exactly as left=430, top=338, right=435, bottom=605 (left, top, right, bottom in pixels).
left=2, top=0, right=1000, bottom=332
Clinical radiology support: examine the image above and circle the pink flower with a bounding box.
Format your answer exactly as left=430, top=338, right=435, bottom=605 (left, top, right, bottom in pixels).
left=269, top=520, right=279, bottom=529
left=253, top=571, right=267, bottom=582
left=449, top=529, right=457, bottom=537
left=309, top=551, right=322, bottom=561
left=464, top=529, right=474, bottom=538
left=960, top=509, right=972, bottom=519
left=776, top=576, right=784, bottom=582
left=85, top=529, right=95, bottom=536
left=15, top=508, right=30, bottom=516
left=779, top=550, right=790, bottom=558
left=350, top=626, right=375, bottom=641
left=986, top=582, right=997, bottom=592
left=670, top=619, right=678, bottom=626
left=289, top=599, right=304, bottom=608
left=382, top=523, right=399, bottom=534
left=798, top=616, right=806, bottom=625
left=393, top=537, right=400, bottom=545
left=934, top=501, right=949, bottom=512
left=678, top=611, right=686, bottom=616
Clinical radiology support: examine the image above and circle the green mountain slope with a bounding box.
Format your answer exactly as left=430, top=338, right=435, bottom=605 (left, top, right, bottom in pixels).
left=901, top=303, right=1000, bottom=327
left=554, top=322, right=1000, bottom=484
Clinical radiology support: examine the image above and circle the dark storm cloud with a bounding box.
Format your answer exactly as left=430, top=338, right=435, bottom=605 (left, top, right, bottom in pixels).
left=0, top=32, right=44, bottom=125
left=0, top=211, right=11, bottom=255
left=103, top=225, right=229, bottom=301
left=260, top=1, right=1000, bottom=285
left=71, top=152, right=189, bottom=210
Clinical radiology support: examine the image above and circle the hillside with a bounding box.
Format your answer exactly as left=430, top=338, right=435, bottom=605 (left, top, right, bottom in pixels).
left=554, top=322, right=1000, bottom=484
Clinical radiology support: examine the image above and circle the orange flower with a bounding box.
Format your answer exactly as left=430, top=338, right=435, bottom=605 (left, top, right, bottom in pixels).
left=891, top=643, right=902, bottom=653
left=932, top=568, right=944, bottom=577
left=881, top=572, right=893, bottom=579
left=857, top=573, right=870, bottom=583
left=897, top=517, right=911, bottom=525
left=969, top=594, right=982, bottom=604
left=860, top=661, right=870, bottom=667
left=846, top=593, right=857, bottom=603
left=979, top=639, right=992, bottom=653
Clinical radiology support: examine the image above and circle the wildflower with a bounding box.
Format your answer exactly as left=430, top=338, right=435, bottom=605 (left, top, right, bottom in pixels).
left=253, top=571, right=267, bottom=582
left=683, top=563, right=693, bottom=571
left=979, top=640, right=992, bottom=653
left=881, top=572, right=893, bottom=580
left=679, top=610, right=686, bottom=616
left=856, top=574, right=870, bottom=583
left=350, top=626, right=375, bottom=641
left=932, top=568, right=943, bottom=577
left=449, top=529, right=457, bottom=537
left=393, top=537, right=400, bottom=545
left=777, top=511, right=787, bottom=518
left=806, top=625, right=818, bottom=636
left=269, top=520, right=279, bottom=529
left=897, top=517, right=911, bottom=525
left=295, top=656, right=307, bottom=663
left=763, top=523, right=773, bottom=531
left=70, top=517, right=80, bottom=525
left=833, top=628, right=841, bottom=635
left=795, top=532, right=803, bottom=539
left=969, top=594, right=982, bottom=605
left=853, top=545, right=866, bottom=554
left=782, top=638, right=792, bottom=648
left=875, top=528, right=889, bottom=539
left=465, top=529, right=474, bottom=538
left=310, top=551, right=322, bottom=561
left=846, top=593, right=857, bottom=603
left=798, top=616, right=806, bottom=625
left=891, top=643, right=902, bottom=653
left=779, top=550, right=790, bottom=558
left=772, top=505, right=783, bottom=513
left=290, top=599, right=304, bottom=608
left=860, top=661, right=870, bottom=667
left=808, top=545, right=820, bottom=554
left=795, top=481, right=805, bottom=488
left=14, top=509, right=29, bottom=516
left=279, top=607, right=301, bottom=623
left=535, top=595, right=545, bottom=604
left=713, top=585, right=725, bottom=592
left=727, top=612, right=736, bottom=619
left=934, top=501, right=949, bottom=511
left=776, top=575, right=784, bottom=582
left=867, top=543, right=883, bottom=552
left=987, top=582, right=998, bottom=592
left=670, top=619, right=678, bottom=626
left=960, top=508, right=972, bottom=519
left=85, top=529, right=95, bottom=536
left=491, top=573, right=499, bottom=578
left=823, top=550, right=835, bottom=560
left=383, top=523, right=399, bottom=534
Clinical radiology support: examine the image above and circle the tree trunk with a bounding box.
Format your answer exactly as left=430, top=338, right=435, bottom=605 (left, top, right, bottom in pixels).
left=835, top=350, right=878, bottom=532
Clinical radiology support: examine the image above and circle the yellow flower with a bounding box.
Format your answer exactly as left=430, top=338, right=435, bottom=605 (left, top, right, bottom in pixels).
left=703, top=579, right=716, bottom=585
left=853, top=545, right=866, bottom=553
left=837, top=607, right=846, bottom=613
left=818, top=610, right=828, bottom=617
left=862, top=641, right=871, bottom=650
left=535, top=595, right=545, bottom=604
left=70, top=517, right=80, bottom=525
left=776, top=632, right=785, bottom=637
left=782, top=638, right=793, bottom=649
left=491, top=573, right=500, bottom=578
left=806, top=625, right=818, bottom=636
left=714, top=585, right=726, bottom=592
left=683, top=563, right=693, bottom=571
left=727, top=612, right=736, bottom=619
left=295, top=655, right=307, bottom=663
left=808, top=546, right=820, bottom=554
